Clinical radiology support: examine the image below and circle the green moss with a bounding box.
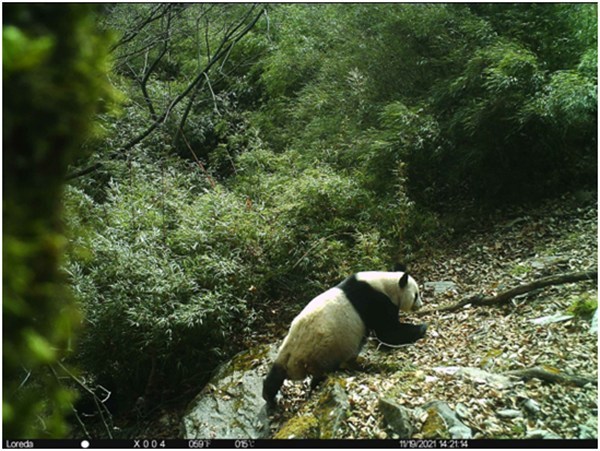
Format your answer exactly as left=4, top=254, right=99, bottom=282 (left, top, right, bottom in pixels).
left=215, top=345, right=271, bottom=380
left=383, top=369, right=425, bottom=400
left=3, top=3, right=115, bottom=438
left=421, top=408, right=450, bottom=439
left=313, top=381, right=344, bottom=438
left=567, top=292, right=597, bottom=317
left=274, top=415, right=320, bottom=439
left=510, top=422, right=527, bottom=437
left=509, top=263, right=531, bottom=277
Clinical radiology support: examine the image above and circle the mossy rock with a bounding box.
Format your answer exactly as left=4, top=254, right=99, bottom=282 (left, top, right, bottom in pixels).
left=379, top=397, right=414, bottom=437
left=182, top=343, right=277, bottom=439
left=213, top=344, right=273, bottom=380
left=274, top=415, right=319, bottom=439
left=275, top=379, right=350, bottom=439
left=314, top=380, right=350, bottom=439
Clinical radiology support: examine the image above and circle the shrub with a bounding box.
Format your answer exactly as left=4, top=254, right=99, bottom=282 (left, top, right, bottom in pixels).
left=65, top=172, right=265, bottom=407
left=409, top=39, right=597, bottom=204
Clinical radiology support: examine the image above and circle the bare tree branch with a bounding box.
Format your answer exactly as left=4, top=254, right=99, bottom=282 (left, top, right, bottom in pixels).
left=138, top=7, right=173, bottom=120
left=178, top=127, right=216, bottom=188
left=67, top=5, right=265, bottom=181
left=132, top=5, right=265, bottom=134
left=417, top=270, right=598, bottom=315
left=66, top=162, right=104, bottom=181
left=504, top=366, right=596, bottom=387
left=110, top=3, right=171, bottom=52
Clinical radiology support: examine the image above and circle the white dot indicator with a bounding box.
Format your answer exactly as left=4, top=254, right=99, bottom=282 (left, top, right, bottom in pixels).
left=81, top=440, right=90, bottom=449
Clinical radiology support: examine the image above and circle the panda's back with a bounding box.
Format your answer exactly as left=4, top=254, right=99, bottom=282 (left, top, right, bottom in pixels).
left=276, top=287, right=365, bottom=380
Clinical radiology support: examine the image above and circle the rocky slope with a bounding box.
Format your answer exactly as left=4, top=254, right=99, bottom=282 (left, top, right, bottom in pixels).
left=259, top=193, right=597, bottom=439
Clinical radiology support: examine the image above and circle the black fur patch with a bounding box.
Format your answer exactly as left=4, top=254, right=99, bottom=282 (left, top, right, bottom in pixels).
left=263, top=362, right=286, bottom=404
left=376, top=323, right=427, bottom=346
left=337, top=275, right=399, bottom=332
left=337, top=275, right=426, bottom=346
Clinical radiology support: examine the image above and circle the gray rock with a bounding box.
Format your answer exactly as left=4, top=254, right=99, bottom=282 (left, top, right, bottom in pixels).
left=182, top=344, right=277, bottom=439
left=276, top=380, right=350, bottom=439
left=520, top=398, right=541, bottom=415
left=529, top=255, right=567, bottom=270
left=424, top=281, right=457, bottom=295
left=433, top=366, right=513, bottom=390
left=529, top=313, right=574, bottom=326
left=315, top=381, right=350, bottom=439
left=525, top=428, right=561, bottom=439
left=497, top=409, right=523, bottom=419
left=420, top=401, right=472, bottom=439
left=379, top=397, right=414, bottom=437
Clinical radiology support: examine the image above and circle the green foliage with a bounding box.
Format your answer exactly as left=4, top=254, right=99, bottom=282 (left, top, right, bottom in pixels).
left=66, top=168, right=254, bottom=397
left=3, top=4, right=114, bottom=438
left=567, top=292, right=598, bottom=318
left=252, top=3, right=597, bottom=206
left=469, top=3, right=597, bottom=71
left=65, top=145, right=408, bottom=403
left=410, top=32, right=596, bottom=203
left=355, top=4, right=494, bottom=103
left=527, top=69, right=597, bottom=130
left=3, top=26, right=54, bottom=71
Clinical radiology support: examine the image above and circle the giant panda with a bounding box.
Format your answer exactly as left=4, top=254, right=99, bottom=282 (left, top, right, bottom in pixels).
left=263, top=270, right=426, bottom=405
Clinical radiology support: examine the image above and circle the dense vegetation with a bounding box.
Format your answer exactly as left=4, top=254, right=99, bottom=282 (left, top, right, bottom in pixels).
left=4, top=3, right=596, bottom=437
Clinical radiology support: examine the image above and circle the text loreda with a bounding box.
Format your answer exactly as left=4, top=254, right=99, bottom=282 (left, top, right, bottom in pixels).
left=4, top=441, right=34, bottom=448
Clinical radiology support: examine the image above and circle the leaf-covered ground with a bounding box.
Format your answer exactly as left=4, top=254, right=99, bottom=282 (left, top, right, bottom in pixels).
left=268, top=193, right=598, bottom=439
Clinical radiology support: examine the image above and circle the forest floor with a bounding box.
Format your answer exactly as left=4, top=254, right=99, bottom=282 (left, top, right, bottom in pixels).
left=266, top=192, right=598, bottom=439
left=106, top=192, right=597, bottom=440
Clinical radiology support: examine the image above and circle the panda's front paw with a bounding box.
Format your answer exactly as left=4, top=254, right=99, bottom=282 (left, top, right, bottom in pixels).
left=419, top=324, right=428, bottom=338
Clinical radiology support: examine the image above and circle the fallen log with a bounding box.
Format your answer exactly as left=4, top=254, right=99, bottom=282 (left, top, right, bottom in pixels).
left=504, top=366, right=596, bottom=388
left=417, top=270, right=597, bottom=314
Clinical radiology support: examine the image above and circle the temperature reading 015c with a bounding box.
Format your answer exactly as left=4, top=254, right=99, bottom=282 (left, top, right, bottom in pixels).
left=234, top=440, right=255, bottom=448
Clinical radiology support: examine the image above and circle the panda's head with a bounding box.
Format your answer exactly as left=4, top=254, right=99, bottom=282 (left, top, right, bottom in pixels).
left=398, top=272, right=423, bottom=312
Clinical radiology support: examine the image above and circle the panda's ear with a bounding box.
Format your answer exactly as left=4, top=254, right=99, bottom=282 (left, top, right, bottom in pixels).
left=399, top=272, right=409, bottom=289
left=394, top=262, right=407, bottom=272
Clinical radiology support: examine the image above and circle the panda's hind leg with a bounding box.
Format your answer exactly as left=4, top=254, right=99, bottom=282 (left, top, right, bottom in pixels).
left=263, top=362, right=287, bottom=407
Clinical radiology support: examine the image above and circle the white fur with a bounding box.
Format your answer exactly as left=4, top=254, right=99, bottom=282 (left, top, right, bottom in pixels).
left=274, top=271, right=422, bottom=380
left=275, top=287, right=365, bottom=380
